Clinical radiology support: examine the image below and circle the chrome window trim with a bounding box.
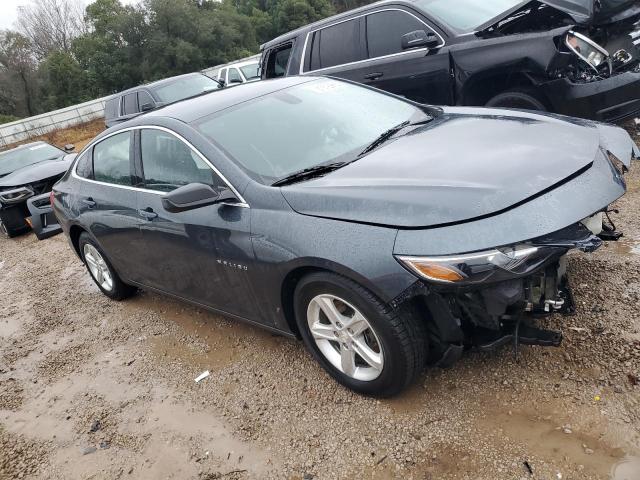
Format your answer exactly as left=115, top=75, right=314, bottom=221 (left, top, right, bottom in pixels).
left=71, top=125, right=250, bottom=208
left=298, top=7, right=446, bottom=75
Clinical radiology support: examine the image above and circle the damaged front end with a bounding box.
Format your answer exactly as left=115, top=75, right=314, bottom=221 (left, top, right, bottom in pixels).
left=395, top=223, right=602, bottom=366
left=391, top=123, right=638, bottom=367
left=479, top=1, right=640, bottom=121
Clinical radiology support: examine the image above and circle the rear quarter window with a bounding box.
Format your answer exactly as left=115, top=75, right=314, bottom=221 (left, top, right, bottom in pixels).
left=93, top=132, right=132, bottom=186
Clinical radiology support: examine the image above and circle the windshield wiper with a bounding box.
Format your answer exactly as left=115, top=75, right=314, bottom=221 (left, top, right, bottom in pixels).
left=357, top=118, right=433, bottom=158
left=272, top=162, right=347, bottom=187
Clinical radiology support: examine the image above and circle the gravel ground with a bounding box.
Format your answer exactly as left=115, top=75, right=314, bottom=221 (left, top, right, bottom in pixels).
left=1, top=124, right=639, bottom=480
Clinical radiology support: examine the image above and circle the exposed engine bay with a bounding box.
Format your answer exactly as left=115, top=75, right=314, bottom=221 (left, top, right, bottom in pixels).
left=480, top=1, right=640, bottom=83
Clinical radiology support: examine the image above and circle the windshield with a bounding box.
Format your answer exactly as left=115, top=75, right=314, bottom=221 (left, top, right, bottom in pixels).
left=152, top=75, right=221, bottom=104
left=0, top=143, right=63, bottom=177
left=415, top=0, right=526, bottom=32
left=195, top=79, right=425, bottom=184
left=239, top=63, right=260, bottom=81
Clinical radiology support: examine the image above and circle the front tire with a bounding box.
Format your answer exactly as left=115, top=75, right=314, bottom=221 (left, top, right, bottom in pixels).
left=485, top=88, right=548, bottom=111
left=294, top=272, right=426, bottom=397
left=78, top=232, right=136, bottom=300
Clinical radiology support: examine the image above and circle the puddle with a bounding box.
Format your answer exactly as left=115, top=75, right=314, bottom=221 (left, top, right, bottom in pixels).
left=483, top=409, right=625, bottom=476
left=610, top=457, right=640, bottom=480
left=150, top=336, right=240, bottom=371
left=125, top=291, right=284, bottom=372
left=606, top=237, right=640, bottom=257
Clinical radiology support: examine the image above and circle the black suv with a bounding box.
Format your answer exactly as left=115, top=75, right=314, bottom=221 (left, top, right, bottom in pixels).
left=260, top=0, right=640, bottom=122
left=104, top=73, right=223, bottom=128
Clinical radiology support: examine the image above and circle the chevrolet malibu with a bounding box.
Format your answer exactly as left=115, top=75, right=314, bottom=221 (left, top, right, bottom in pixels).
left=52, top=77, right=638, bottom=396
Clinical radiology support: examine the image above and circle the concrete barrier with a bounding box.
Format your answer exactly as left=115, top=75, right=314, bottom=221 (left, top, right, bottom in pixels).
left=0, top=54, right=262, bottom=146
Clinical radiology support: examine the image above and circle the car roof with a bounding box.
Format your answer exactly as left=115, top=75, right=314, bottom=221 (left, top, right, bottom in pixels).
left=261, top=0, right=414, bottom=48
left=144, top=76, right=320, bottom=124
left=0, top=141, right=52, bottom=156
left=106, top=72, right=212, bottom=100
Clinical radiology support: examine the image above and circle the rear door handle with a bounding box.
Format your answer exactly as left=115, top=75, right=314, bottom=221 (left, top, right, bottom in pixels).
left=364, top=72, right=383, bottom=80
left=138, top=208, right=158, bottom=220
left=82, top=198, right=96, bottom=208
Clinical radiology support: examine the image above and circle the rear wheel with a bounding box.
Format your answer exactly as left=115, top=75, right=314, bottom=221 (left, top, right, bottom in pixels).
left=78, top=232, right=137, bottom=300
left=485, top=88, right=548, bottom=112
left=294, top=272, right=426, bottom=397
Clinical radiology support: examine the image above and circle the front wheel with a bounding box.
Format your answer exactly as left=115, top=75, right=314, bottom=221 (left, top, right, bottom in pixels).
left=485, top=88, right=548, bottom=111
left=294, top=272, right=427, bottom=397
left=78, top=232, right=137, bottom=301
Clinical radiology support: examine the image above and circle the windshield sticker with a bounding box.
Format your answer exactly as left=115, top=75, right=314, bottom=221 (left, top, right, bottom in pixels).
left=303, top=80, right=345, bottom=94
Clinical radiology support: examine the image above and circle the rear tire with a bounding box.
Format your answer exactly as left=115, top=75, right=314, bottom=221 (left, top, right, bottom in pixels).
left=485, top=88, right=548, bottom=111
left=78, top=232, right=137, bottom=301
left=294, top=272, right=426, bottom=397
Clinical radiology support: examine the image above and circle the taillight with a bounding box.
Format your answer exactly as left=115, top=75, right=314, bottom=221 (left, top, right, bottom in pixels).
left=49, top=190, right=55, bottom=206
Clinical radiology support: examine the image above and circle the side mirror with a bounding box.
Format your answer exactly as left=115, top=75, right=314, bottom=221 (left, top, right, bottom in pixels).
left=218, top=79, right=226, bottom=87
left=140, top=103, right=154, bottom=112
left=64, top=144, right=75, bottom=153
left=401, top=30, right=440, bottom=50
left=161, top=183, right=238, bottom=213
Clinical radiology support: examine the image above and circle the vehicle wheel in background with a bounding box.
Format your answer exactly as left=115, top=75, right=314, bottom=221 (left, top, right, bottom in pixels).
left=0, top=216, right=21, bottom=238
left=294, top=272, right=426, bottom=397
left=485, top=88, right=548, bottom=111
left=78, top=232, right=137, bottom=301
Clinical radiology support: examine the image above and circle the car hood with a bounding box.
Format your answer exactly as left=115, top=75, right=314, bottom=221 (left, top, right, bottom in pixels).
left=280, top=108, right=638, bottom=229
left=0, top=155, right=75, bottom=188
left=539, top=0, right=640, bottom=25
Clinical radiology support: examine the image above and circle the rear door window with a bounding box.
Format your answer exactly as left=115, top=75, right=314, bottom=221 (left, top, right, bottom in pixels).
left=308, top=19, right=362, bottom=71
left=366, top=10, right=429, bottom=58
left=93, top=132, right=133, bottom=186
left=140, top=129, right=224, bottom=192
left=123, top=93, right=138, bottom=115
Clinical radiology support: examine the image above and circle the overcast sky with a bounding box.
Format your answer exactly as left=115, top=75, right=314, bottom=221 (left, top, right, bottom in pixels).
left=0, top=0, right=138, bottom=31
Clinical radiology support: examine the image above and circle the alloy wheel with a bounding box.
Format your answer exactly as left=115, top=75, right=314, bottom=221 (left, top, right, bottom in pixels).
left=307, top=294, right=384, bottom=381
left=83, top=244, right=114, bottom=292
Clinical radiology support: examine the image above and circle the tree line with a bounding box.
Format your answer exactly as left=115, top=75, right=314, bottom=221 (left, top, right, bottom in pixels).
left=0, top=0, right=374, bottom=123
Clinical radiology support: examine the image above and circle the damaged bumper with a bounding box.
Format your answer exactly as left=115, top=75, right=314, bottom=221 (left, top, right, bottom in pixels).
left=26, top=193, right=63, bottom=240
left=392, top=123, right=638, bottom=365
left=543, top=68, right=640, bottom=122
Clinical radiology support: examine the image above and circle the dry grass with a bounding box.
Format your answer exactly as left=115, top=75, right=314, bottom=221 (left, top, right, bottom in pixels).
left=4, top=118, right=105, bottom=153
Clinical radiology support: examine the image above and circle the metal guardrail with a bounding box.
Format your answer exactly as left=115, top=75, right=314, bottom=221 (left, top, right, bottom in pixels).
left=0, top=54, right=262, bottom=147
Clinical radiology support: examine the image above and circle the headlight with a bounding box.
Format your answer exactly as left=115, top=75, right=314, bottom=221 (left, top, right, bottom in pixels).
left=565, top=31, right=612, bottom=75
left=396, top=245, right=565, bottom=286
left=0, top=187, right=34, bottom=204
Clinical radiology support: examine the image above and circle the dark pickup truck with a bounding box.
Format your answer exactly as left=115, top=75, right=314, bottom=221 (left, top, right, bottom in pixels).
left=260, top=0, right=640, bottom=122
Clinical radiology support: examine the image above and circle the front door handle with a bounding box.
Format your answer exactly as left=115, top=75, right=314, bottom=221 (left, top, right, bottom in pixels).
left=138, top=208, right=158, bottom=220
left=364, top=72, right=383, bottom=80
left=82, top=198, right=96, bottom=208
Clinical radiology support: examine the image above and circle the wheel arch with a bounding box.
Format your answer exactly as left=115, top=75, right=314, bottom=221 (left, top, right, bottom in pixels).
left=459, top=68, right=547, bottom=106
left=279, top=259, right=395, bottom=338
left=69, top=224, right=87, bottom=257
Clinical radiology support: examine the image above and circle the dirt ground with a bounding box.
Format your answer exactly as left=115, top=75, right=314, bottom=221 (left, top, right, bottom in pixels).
left=5, top=119, right=105, bottom=153
left=1, top=123, right=640, bottom=480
